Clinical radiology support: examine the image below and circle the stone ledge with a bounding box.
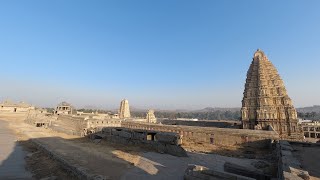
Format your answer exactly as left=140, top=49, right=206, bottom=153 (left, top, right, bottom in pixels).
left=29, top=138, right=107, bottom=180
left=184, top=164, right=255, bottom=180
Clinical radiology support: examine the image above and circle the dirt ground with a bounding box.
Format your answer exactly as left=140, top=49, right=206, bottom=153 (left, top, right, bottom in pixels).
left=20, top=140, right=78, bottom=180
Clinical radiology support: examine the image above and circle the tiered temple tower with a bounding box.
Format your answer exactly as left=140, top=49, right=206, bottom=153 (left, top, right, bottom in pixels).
left=146, top=109, right=157, bottom=123
left=119, top=99, right=131, bottom=119
left=241, top=49, right=302, bottom=139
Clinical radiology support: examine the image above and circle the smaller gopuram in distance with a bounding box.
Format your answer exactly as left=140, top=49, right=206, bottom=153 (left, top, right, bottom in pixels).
left=146, top=109, right=157, bottom=123
left=241, top=49, right=303, bottom=139
left=119, top=99, right=131, bottom=119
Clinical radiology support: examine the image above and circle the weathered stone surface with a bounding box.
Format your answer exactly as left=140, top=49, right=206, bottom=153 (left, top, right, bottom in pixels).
left=103, top=127, right=187, bottom=157
left=241, top=49, right=303, bottom=139
left=281, top=144, right=294, bottom=151
left=277, top=141, right=311, bottom=180
left=281, top=150, right=293, bottom=157
left=160, top=119, right=241, bottom=128
left=122, top=121, right=278, bottom=149
left=280, top=140, right=291, bottom=146
left=184, top=164, right=255, bottom=180
left=40, top=176, right=58, bottom=180
left=224, top=161, right=270, bottom=179
left=155, top=132, right=180, bottom=145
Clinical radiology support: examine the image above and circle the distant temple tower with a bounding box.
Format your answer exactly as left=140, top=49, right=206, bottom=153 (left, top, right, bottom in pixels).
left=119, top=99, right=131, bottom=119
left=146, top=109, right=157, bottom=123
left=241, top=49, right=302, bottom=139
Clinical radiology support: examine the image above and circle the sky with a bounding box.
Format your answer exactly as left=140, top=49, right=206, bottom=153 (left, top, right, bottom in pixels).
left=0, top=1, right=320, bottom=110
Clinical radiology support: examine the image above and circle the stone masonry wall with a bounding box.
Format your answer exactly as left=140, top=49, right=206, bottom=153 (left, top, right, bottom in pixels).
left=95, top=127, right=187, bottom=157
left=160, top=119, right=241, bottom=129
left=277, top=141, right=310, bottom=180
left=122, top=122, right=279, bottom=149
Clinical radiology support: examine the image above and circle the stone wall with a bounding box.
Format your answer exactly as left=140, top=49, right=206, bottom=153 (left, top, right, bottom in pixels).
left=25, top=113, right=279, bottom=151
left=160, top=119, right=241, bottom=128
left=50, top=115, right=86, bottom=136
left=277, top=141, right=310, bottom=180
left=94, top=127, right=187, bottom=157
left=122, top=122, right=279, bottom=148
left=86, top=118, right=122, bottom=129
left=184, top=164, right=255, bottom=180
left=25, top=110, right=55, bottom=127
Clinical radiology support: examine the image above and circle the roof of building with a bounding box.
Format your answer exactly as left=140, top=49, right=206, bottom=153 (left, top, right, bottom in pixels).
left=57, top=101, right=72, bottom=107
left=0, top=99, right=32, bottom=108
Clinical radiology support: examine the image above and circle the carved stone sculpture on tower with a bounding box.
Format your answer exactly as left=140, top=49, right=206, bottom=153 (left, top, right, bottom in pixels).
left=119, top=99, right=131, bottom=119
left=241, top=49, right=302, bottom=139
left=146, top=109, right=157, bottom=123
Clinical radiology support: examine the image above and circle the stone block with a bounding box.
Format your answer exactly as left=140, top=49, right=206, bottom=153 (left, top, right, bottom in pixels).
left=224, top=162, right=270, bottom=180
left=281, top=144, right=294, bottom=151
left=155, top=133, right=179, bottom=145
left=185, top=164, right=255, bottom=180
left=281, top=150, right=293, bottom=157
left=118, top=131, right=132, bottom=139
left=281, top=156, right=301, bottom=169
left=280, top=141, right=291, bottom=146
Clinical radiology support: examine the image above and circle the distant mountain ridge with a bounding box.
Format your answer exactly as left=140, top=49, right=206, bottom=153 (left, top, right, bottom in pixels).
left=296, top=105, right=320, bottom=113
left=193, top=107, right=241, bottom=112
left=79, top=105, right=320, bottom=113
left=129, top=107, right=241, bottom=113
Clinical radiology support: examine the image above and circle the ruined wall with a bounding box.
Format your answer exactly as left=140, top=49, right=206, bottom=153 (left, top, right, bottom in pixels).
left=25, top=110, right=56, bottom=127
left=277, top=140, right=310, bottom=180
left=96, top=127, right=187, bottom=157
left=277, top=141, right=310, bottom=180
left=49, top=115, right=87, bottom=136
left=184, top=165, right=255, bottom=180
left=86, top=118, right=122, bottom=129
left=122, top=122, right=279, bottom=148
left=160, top=119, right=241, bottom=128
left=33, top=114, right=279, bottom=150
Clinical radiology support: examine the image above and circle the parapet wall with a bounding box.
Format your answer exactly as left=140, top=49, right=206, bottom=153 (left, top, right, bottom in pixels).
left=50, top=115, right=86, bottom=136
left=160, top=119, right=241, bottom=129
left=95, top=127, right=187, bottom=157
left=121, top=122, right=279, bottom=148
left=0, top=112, right=28, bottom=121
left=86, top=118, right=122, bottom=129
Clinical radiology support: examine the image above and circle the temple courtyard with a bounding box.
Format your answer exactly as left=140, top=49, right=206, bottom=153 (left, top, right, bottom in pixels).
left=0, top=116, right=276, bottom=179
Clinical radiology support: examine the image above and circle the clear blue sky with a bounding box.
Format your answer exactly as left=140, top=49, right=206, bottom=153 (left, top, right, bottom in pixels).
left=0, top=1, right=319, bottom=110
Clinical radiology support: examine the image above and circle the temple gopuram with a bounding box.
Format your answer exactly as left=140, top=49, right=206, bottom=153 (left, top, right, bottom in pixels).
left=241, top=49, right=303, bottom=140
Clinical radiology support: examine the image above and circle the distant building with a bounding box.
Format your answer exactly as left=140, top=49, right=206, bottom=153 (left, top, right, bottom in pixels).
left=0, top=100, right=34, bottom=113
left=301, top=120, right=320, bottom=138
left=54, top=102, right=75, bottom=115
left=111, top=113, right=119, bottom=119
left=119, top=99, right=130, bottom=119
left=146, top=109, right=157, bottom=123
